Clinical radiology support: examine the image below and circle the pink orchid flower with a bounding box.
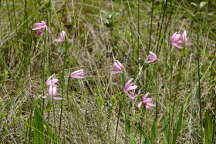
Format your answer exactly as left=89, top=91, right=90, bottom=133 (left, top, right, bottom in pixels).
left=69, top=69, right=85, bottom=79
left=111, top=60, right=125, bottom=74
left=138, top=93, right=155, bottom=109
left=170, top=30, right=192, bottom=48
left=32, top=21, right=48, bottom=36
left=145, top=51, right=159, bottom=64
left=54, top=31, right=73, bottom=43
left=123, top=78, right=138, bottom=99
left=42, top=76, right=62, bottom=100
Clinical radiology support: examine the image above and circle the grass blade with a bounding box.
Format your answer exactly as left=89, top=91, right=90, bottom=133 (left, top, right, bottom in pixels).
left=172, top=106, right=184, bottom=144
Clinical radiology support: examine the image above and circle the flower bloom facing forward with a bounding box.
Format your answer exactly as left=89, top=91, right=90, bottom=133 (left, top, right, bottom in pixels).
left=43, top=76, right=62, bottom=100
left=54, top=31, right=73, bottom=43
left=145, top=51, right=159, bottom=64
left=69, top=69, right=85, bottom=79
left=32, top=21, right=48, bottom=35
left=138, top=93, right=155, bottom=109
left=111, top=60, right=125, bottom=74
left=170, top=30, right=192, bottom=48
left=123, top=78, right=138, bottom=99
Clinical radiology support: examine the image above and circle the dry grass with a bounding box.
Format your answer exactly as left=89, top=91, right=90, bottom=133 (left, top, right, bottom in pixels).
left=0, top=0, right=215, bottom=143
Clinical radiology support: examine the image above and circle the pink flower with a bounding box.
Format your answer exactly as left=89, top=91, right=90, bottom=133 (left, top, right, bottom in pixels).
left=123, top=79, right=138, bottom=91
left=123, top=78, right=138, bottom=99
left=111, top=60, right=125, bottom=74
left=46, top=76, right=59, bottom=86
left=32, top=21, right=48, bottom=36
left=42, top=76, right=62, bottom=100
left=145, top=51, right=159, bottom=64
left=138, top=93, right=155, bottom=109
left=170, top=30, right=192, bottom=48
left=54, top=31, right=73, bottom=43
left=69, top=69, right=85, bottom=79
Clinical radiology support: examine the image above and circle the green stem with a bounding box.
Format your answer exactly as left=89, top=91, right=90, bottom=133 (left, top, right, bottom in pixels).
left=197, top=57, right=202, bottom=135
left=59, top=41, right=69, bottom=135
left=148, top=0, right=154, bottom=51
left=137, top=0, right=140, bottom=61
left=114, top=102, right=122, bottom=144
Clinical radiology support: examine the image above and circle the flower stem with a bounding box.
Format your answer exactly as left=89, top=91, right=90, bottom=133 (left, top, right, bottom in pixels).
left=114, top=102, right=122, bottom=144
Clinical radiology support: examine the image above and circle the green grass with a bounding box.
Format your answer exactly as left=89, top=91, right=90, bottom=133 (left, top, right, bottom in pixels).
left=0, top=0, right=215, bottom=143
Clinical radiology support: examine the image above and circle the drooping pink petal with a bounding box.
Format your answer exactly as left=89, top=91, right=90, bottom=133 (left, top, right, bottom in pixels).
left=142, top=98, right=152, bottom=103
left=69, top=69, right=85, bottom=79
left=145, top=51, right=159, bottom=64
left=32, top=21, right=48, bottom=36
left=53, top=97, right=63, bottom=101
left=111, top=60, right=125, bottom=74
left=123, top=78, right=137, bottom=92
left=138, top=93, right=155, bottom=109
left=171, top=41, right=183, bottom=48
left=33, top=21, right=46, bottom=28
left=146, top=103, right=155, bottom=109
left=48, top=86, right=58, bottom=96
left=125, top=85, right=138, bottom=91
left=123, top=78, right=138, bottom=100
left=124, top=78, right=133, bottom=89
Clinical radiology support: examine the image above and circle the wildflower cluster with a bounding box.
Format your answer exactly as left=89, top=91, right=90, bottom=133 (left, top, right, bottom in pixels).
left=42, top=69, right=85, bottom=100
left=32, top=21, right=86, bottom=100
left=33, top=21, right=192, bottom=108
left=32, top=21, right=72, bottom=43
left=111, top=57, right=158, bottom=109
left=110, top=30, right=192, bottom=109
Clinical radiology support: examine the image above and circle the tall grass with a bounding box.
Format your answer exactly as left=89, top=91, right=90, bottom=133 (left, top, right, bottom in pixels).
left=0, top=0, right=215, bottom=143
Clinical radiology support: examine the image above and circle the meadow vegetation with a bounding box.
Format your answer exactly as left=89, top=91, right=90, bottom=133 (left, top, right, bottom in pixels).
left=0, top=0, right=215, bottom=143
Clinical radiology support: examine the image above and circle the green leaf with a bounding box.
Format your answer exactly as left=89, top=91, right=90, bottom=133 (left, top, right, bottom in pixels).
left=162, top=116, right=170, bottom=144
left=33, top=107, right=44, bottom=144
left=125, top=118, right=131, bottom=134
left=139, top=127, right=151, bottom=144
left=172, top=107, right=184, bottom=144
left=150, top=118, right=158, bottom=144
left=204, top=112, right=214, bottom=144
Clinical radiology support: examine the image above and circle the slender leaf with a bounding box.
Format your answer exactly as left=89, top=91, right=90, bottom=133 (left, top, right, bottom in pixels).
left=172, top=106, right=184, bottom=144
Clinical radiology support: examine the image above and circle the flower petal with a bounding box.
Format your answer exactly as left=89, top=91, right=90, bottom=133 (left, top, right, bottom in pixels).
left=53, top=97, right=63, bottom=101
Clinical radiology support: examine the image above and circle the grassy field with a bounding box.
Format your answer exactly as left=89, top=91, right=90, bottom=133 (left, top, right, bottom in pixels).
left=0, top=0, right=215, bottom=143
